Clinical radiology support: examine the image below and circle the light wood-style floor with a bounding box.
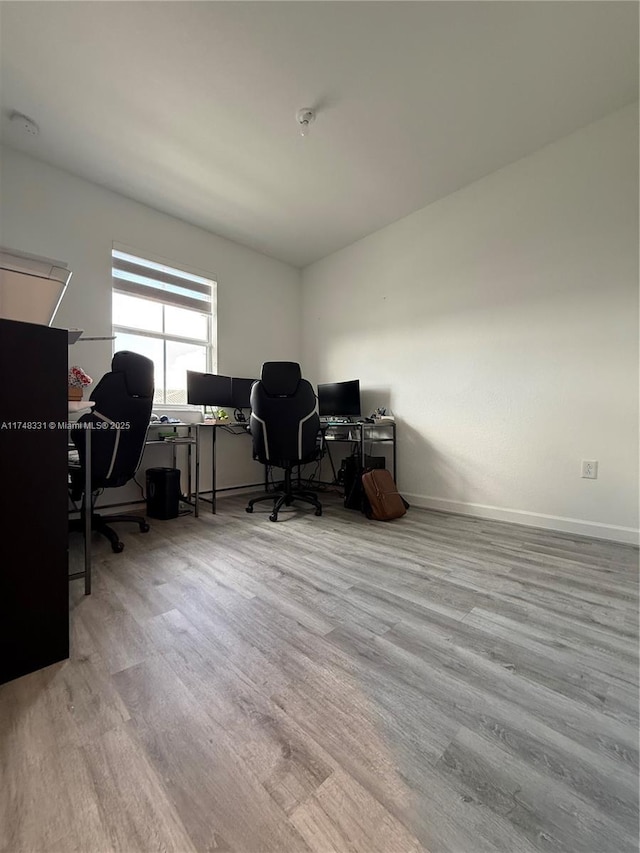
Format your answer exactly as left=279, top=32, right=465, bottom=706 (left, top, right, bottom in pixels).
left=1, top=493, right=638, bottom=853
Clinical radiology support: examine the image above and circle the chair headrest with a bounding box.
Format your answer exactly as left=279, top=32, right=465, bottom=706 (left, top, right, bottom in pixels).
left=260, top=362, right=302, bottom=396
left=111, top=351, right=154, bottom=398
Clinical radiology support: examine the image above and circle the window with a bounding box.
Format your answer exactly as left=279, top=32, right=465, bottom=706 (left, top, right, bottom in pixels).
left=112, top=248, right=215, bottom=405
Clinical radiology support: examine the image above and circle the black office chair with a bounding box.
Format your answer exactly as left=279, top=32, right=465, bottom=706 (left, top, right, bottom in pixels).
left=246, top=362, right=322, bottom=522
left=69, top=351, right=154, bottom=552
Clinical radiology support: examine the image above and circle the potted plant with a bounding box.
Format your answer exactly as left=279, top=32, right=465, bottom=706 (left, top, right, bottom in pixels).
left=68, top=365, right=92, bottom=400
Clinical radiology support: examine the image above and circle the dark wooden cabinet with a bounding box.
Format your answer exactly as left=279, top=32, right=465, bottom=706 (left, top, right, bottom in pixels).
left=0, top=319, right=69, bottom=684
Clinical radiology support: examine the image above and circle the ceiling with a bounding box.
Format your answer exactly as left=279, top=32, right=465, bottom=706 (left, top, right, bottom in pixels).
left=1, top=2, right=637, bottom=268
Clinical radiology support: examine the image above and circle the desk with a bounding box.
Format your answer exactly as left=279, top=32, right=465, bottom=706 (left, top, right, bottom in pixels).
left=189, top=420, right=397, bottom=512
left=133, top=421, right=254, bottom=517
left=321, top=421, right=397, bottom=481
left=69, top=422, right=397, bottom=555
left=68, top=421, right=397, bottom=545
left=190, top=421, right=260, bottom=514
left=144, top=421, right=260, bottom=515
left=146, top=424, right=199, bottom=515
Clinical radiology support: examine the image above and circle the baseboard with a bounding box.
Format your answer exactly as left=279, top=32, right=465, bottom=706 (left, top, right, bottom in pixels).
left=84, top=489, right=638, bottom=545
left=403, top=493, right=639, bottom=546
left=213, top=483, right=264, bottom=498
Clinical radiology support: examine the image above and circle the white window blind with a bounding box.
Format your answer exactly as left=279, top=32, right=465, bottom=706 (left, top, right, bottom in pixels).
left=111, top=249, right=216, bottom=406
left=112, top=250, right=213, bottom=314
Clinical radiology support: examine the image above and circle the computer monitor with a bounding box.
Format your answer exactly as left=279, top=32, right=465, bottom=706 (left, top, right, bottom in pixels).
left=186, top=371, right=233, bottom=407
left=317, top=379, right=361, bottom=419
left=231, top=377, right=257, bottom=410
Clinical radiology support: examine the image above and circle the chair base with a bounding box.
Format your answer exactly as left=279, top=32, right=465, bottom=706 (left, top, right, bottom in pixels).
left=69, top=512, right=150, bottom=553
left=245, top=468, right=322, bottom=522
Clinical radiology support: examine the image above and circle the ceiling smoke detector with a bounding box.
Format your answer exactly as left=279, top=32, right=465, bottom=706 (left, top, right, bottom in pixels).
left=9, top=110, right=39, bottom=136
left=296, top=108, right=315, bottom=137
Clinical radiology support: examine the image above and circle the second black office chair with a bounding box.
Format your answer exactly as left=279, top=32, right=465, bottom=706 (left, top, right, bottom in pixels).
left=246, top=361, right=322, bottom=521
left=69, top=351, right=154, bottom=552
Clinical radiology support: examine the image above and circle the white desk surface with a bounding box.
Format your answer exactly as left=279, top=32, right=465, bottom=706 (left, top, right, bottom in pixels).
left=68, top=401, right=95, bottom=413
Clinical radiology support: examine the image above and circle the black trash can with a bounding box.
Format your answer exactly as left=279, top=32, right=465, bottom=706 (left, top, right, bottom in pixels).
left=146, top=467, right=181, bottom=519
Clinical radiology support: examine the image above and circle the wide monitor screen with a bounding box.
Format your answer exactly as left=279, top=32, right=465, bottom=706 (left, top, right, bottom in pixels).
left=187, top=371, right=233, bottom=407
left=317, top=379, right=361, bottom=418
left=231, top=377, right=257, bottom=409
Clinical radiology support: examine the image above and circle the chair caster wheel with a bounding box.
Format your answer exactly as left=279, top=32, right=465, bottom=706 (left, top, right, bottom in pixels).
left=246, top=506, right=253, bottom=513
left=269, top=513, right=278, bottom=522
left=140, top=522, right=150, bottom=533
left=315, top=508, right=322, bottom=516
left=112, top=541, right=125, bottom=553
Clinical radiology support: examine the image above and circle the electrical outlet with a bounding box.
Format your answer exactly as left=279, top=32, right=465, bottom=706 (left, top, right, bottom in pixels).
left=581, top=460, right=598, bottom=479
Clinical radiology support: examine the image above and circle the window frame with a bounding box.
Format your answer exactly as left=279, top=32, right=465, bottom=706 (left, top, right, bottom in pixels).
left=111, top=243, right=217, bottom=410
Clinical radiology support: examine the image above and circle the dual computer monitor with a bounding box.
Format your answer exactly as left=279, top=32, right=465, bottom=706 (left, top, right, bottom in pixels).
left=187, top=372, right=256, bottom=410
left=188, top=371, right=361, bottom=420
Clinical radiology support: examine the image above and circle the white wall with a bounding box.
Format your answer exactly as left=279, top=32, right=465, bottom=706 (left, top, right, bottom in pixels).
left=0, top=145, right=301, bottom=499
left=302, top=104, right=639, bottom=544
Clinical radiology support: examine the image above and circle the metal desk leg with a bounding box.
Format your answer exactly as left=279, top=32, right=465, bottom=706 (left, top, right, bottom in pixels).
left=324, top=438, right=337, bottom=484
left=187, top=431, right=192, bottom=503
left=392, top=424, right=397, bottom=483
left=194, top=425, right=200, bottom=518
left=84, top=427, right=92, bottom=595
left=211, top=426, right=217, bottom=514
left=360, top=424, right=366, bottom=470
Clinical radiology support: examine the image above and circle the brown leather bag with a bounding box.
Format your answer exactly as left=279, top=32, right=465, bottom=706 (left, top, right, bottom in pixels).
left=361, top=469, right=407, bottom=521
